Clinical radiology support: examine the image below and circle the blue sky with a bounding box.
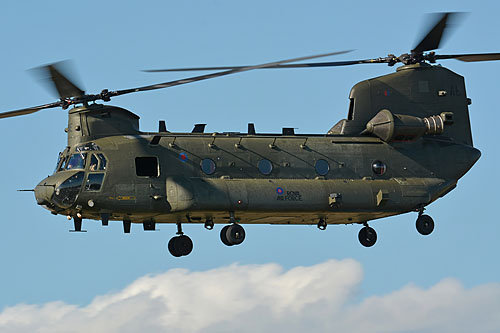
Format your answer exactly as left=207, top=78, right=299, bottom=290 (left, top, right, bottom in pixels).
left=0, top=1, right=499, bottom=331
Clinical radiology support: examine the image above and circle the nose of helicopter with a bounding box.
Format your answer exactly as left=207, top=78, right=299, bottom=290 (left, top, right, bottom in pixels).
left=34, top=179, right=55, bottom=206
left=33, top=172, right=69, bottom=206
left=34, top=171, right=85, bottom=210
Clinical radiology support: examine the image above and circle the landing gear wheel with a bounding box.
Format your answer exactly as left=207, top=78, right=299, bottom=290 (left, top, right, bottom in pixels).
left=358, top=226, right=377, bottom=247
left=226, top=224, right=245, bottom=245
left=168, top=235, right=193, bottom=257
left=220, top=225, right=232, bottom=246
left=416, top=214, right=434, bottom=236
left=220, top=224, right=245, bottom=246
left=168, top=237, right=181, bottom=257
left=175, top=235, right=193, bottom=256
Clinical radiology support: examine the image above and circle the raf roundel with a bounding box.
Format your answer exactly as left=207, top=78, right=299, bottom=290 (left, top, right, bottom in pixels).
left=276, top=187, right=284, bottom=195
left=179, top=152, right=188, bottom=163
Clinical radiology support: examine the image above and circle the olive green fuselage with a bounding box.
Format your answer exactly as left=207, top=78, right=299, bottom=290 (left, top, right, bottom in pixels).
left=34, top=64, right=481, bottom=227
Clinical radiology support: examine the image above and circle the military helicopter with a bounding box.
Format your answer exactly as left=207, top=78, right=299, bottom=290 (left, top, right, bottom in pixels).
left=1, top=13, right=497, bottom=257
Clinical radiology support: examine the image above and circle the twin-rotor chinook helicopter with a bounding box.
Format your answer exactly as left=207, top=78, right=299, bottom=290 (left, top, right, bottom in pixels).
left=1, top=13, right=497, bottom=257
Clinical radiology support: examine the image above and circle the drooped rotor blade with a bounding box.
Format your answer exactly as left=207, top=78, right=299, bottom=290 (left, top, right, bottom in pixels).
left=143, top=58, right=390, bottom=72
left=31, top=61, right=85, bottom=99
left=412, top=12, right=456, bottom=53
left=47, top=64, right=85, bottom=98
left=435, top=53, right=500, bottom=62
left=0, top=101, right=63, bottom=119
left=115, top=50, right=352, bottom=96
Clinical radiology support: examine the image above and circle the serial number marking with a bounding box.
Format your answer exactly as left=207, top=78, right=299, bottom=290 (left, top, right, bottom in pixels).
left=108, top=196, right=136, bottom=201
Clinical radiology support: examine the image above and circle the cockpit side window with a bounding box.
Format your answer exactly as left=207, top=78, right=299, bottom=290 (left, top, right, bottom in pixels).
left=86, top=153, right=107, bottom=191
left=66, top=153, right=87, bottom=170
left=89, top=154, right=99, bottom=171
left=97, top=154, right=107, bottom=170
left=85, top=173, right=105, bottom=191
left=89, top=153, right=107, bottom=171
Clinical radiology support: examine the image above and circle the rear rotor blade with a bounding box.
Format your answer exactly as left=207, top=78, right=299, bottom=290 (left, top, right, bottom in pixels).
left=436, top=53, right=500, bottom=62
left=0, top=101, right=63, bottom=119
left=412, top=12, right=456, bottom=53
left=115, top=50, right=352, bottom=96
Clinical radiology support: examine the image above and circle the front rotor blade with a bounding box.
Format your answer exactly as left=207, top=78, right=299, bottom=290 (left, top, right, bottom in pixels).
left=0, top=101, right=62, bottom=119
left=115, top=50, right=352, bottom=96
left=436, top=53, right=500, bottom=62
left=143, top=66, right=242, bottom=72
left=413, top=13, right=455, bottom=53
left=31, top=61, right=85, bottom=99
left=47, top=62, right=85, bottom=99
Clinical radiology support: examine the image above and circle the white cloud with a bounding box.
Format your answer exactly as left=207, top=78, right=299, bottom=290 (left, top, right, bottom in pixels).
left=0, top=259, right=499, bottom=333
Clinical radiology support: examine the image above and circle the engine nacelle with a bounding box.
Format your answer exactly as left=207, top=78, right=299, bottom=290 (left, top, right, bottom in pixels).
left=365, top=109, right=452, bottom=142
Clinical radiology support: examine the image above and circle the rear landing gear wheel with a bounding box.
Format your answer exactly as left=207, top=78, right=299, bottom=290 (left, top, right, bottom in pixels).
left=220, top=224, right=246, bottom=246
left=168, top=235, right=193, bottom=257
left=416, top=214, right=434, bottom=235
left=358, top=226, right=377, bottom=247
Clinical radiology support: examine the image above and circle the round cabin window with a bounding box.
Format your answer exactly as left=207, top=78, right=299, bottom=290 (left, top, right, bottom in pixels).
left=258, top=159, right=273, bottom=175
left=372, top=160, right=387, bottom=176
left=200, top=158, right=216, bottom=175
left=315, top=159, right=330, bottom=176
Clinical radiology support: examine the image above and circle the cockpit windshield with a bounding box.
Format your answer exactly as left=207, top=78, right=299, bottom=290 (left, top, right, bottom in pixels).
left=54, top=143, right=105, bottom=173
left=66, top=153, right=87, bottom=170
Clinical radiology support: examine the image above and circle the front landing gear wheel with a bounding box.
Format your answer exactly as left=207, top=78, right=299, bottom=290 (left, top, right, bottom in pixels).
left=226, top=224, right=245, bottom=245
left=168, top=235, right=193, bottom=257
left=416, top=214, right=434, bottom=235
left=358, top=226, right=377, bottom=247
left=220, top=225, right=232, bottom=246
left=168, top=237, right=180, bottom=257
left=220, top=224, right=246, bottom=246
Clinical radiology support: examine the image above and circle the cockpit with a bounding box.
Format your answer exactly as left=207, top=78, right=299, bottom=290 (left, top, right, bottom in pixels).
left=54, top=142, right=107, bottom=173
left=55, top=152, right=108, bottom=172
left=37, top=142, right=109, bottom=210
left=65, top=153, right=86, bottom=170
